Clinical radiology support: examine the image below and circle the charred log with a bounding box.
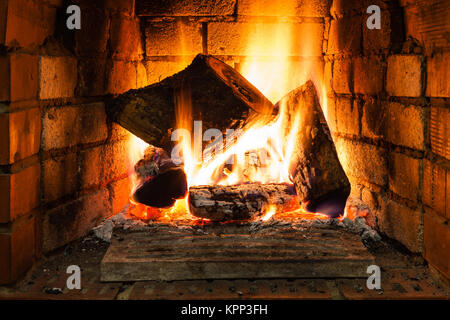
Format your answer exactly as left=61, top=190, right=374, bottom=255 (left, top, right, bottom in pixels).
left=132, top=146, right=188, bottom=208
left=106, top=54, right=274, bottom=151
left=276, top=81, right=350, bottom=217
left=188, top=183, right=296, bottom=221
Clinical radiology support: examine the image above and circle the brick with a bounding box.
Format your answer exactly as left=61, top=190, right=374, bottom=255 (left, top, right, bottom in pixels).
left=0, top=163, right=40, bottom=223
left=389, top=152, right=420, bottom=202
left=385, top=102, right=425, bottom=150
left=110, top=15, right=144, bottom=61
left=110, top=123, right=133, bottom=142
left=145, top=20, right=202, bottom=56
left=76, top=58, right=107, bottom=97
left=380, top=200, right=422, bottom=253
left=422, top=160, right=448, bottom=219
left=361, top=187, right=378, bottom=227
left=106, top=60, right=137, bottom=94
left=75, top=7, right=110, bottom=57
left=79, top=140, right=130, bottom=190
left=137, top=0, right=236, bottom=16
left=42, top=153, right=78, bottom=204
left=296, top=0, right=331, bottom=17
left=145, top=60, right=190, bottom=85
left=79, top=146, right=103, bottom=189
left=353, top=56, right=384, bottom=95
left=208, top=22, right=323, bottom=57
left=104, top=0, right=135, bottom=15
left=110, top=178, right=131, bottom=215
left=0, top=108, right=41, bottom=165
left=448, top=171, right=450, bottom=221
left=403, top=1, right=450, bottom=54
left=424, top=210, right=450, bottom=279
left=42, top=0, right=63, bottom=7
left=238, top=0, right=329, bottom=17
left=324, top=60, right=333, bottom=94
left=0, top=215, right=35, bottom=284
left=363, top=9, right=392, bottom=54
left=0, top=56, right=8, bottom=101
left=136, top=61, right=148, bottom=88
left=10, top=54, right=39, bottom=101
left=327, top=15, right=362, bottom=54
left=42, top=103, right=108, bottom=150
left=335, top=138, right=387, bottom=186
left=0, top=54, right=39, bottom=102
left=0, top=0, right=6, bottom=44
left=4, top=0, right=56, bottom=48
left=332, top=58, right=352, bottom=94
left=43, top=189, right=111, bottom=253
left=323, top=95, right=336, bottom=133
left=429, top=106, right=450, bottom=160
left=239, top=58, right=323, bottom=103
left=386, top=55, right=423, bottom=97
left=361, top=97, right=385, bottom=139
left=335, top=96, right=359, bottom=135
left=39, top=56, right=78, bottom=100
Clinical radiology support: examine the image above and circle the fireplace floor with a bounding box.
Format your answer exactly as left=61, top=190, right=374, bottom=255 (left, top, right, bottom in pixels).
left=0, top=219, right=448, bottom=300
left=101, top=220, right=375, bottom=282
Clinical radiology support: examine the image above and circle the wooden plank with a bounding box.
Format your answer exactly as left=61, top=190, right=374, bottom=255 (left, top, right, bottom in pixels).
left=101, top=221, right=375, bottom=282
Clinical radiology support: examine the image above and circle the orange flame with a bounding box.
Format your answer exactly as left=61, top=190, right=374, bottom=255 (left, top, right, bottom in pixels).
left=126, top=1, right=335, bottom=221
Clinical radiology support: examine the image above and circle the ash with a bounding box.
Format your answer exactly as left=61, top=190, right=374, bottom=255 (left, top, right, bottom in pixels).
left=92, top=204, right=382, bottom=250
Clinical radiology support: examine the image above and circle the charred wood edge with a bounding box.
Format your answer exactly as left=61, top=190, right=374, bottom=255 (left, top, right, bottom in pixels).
left=132, top=166, right=188, bottom=208
left=278, top=81, right=350, bottom=212
left=105, top=54, right=274, bottom=152
left=188, top=183, right=296, bottom=221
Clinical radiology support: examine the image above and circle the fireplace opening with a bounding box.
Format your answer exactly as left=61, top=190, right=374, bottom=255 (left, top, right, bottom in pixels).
left=0, top=0, right=448, bottom=297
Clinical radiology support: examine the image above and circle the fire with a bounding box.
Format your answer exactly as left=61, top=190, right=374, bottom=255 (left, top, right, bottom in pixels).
left=126, top=1, right=336, bottom=222
left=261, top=205, right=277, bottom=221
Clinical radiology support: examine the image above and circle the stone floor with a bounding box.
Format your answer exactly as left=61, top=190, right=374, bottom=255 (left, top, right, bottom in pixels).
left=0, top=222, right=448, bottom=300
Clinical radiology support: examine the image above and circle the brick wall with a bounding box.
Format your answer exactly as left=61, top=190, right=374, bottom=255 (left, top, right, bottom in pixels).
left=0, top=0, right=146, bottom=284
left=139, top=0, right=329, bottom=103
left=324, top=0, right=449, bottom=279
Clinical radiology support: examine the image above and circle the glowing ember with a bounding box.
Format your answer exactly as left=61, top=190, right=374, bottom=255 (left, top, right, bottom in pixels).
left=261, top=205, right=277, bottom=221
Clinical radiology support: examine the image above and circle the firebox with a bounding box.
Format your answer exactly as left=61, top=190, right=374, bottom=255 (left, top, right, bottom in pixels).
left=0, top=0, right=448, bottom=297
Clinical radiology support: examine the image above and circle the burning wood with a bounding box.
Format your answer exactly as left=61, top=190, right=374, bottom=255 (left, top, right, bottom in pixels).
left=106, top=54, right=274, bottom=151
left=188, top=183, right=296, bottom=221
left=277, top=81, right=351, bottom=217
left=131, top=146, right=188, bottom=208
left=108, top=54, right=350, bottom=220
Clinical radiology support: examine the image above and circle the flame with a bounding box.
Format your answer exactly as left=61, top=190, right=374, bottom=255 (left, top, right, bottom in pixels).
left=261, top=205, right=277, bottom=221
left=126, top=1, right=337, bottom=221
left=128, top=135, right=150, bottom=195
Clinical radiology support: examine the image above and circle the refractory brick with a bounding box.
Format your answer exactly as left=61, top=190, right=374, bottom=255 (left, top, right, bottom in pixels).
left=42, top=103, right=108, bottom=151
left=386, top=55, right=423, bottom=97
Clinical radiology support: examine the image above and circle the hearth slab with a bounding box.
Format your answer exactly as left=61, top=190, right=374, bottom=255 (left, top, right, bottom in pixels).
left=100, top=220, right=376, bottom=282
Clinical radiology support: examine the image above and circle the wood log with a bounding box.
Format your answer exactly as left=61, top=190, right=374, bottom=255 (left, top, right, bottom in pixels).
left=276, top=81, right=350, bottom=217
left=132, top=146, right=188, bottom=208
left=188, top=183, right=296, bottom=221
left=106, top=54, right=274, bottom=151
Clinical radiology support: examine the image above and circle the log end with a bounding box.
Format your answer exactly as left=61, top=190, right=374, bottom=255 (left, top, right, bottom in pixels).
left=132, top=167, right=188, bottom=208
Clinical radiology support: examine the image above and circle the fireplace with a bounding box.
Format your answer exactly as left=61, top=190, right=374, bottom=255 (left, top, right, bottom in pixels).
left=0, top=0, right=448, bottom=292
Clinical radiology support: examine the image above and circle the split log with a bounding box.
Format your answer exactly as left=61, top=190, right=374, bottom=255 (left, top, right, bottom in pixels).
left=132, top=146, right=188, bottom=208
left=276, top=81, right=350, bottom=217
left=188, top=183, right=296, bottom=221
left=106, top=54, right=274, bottom=151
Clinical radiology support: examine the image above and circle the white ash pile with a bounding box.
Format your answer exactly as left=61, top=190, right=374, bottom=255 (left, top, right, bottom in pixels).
left=92, top=205, right=147, bottom=242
